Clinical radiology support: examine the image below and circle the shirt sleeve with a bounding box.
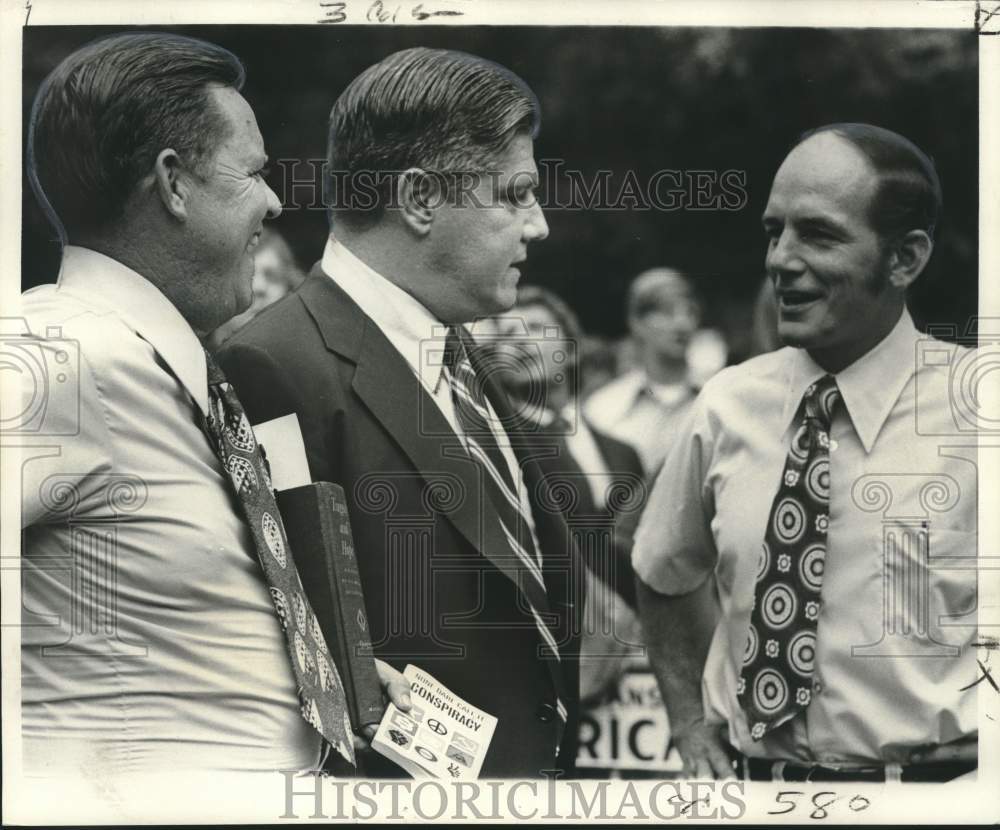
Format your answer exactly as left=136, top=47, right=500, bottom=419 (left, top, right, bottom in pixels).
left=631, top=388, right=718, bottom=595
left=20, top=331, right=115, bottom=528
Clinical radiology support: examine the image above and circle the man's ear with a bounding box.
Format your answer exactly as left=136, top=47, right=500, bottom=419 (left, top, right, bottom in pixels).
left=887, top=229, right=933, bottom=290
left=152, top=148, right=190, bottom=221
left=396, top=167, right=444, bottom=236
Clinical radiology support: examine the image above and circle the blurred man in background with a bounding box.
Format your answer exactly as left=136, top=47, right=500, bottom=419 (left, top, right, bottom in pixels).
left=492, top=286, right=652, bottom=771
left=635, top=123, right=978, bottom=782
left=585, top=267, right=702, bottom=476
left=576, top=334, right=619, bottom=399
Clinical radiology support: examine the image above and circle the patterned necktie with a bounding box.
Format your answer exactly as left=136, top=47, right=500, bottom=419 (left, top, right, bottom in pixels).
left=443, top=327, right=568, bottom=725
left=202, top=349, right=355, bottom=766
left=738, top=374, right=840, bottom=741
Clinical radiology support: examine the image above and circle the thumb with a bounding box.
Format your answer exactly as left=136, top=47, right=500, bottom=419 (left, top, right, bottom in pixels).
left=375, top=658, right=412, bottom=711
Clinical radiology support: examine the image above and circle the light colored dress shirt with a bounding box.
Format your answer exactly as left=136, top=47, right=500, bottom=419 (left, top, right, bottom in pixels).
left=584, top=368, right=696, bottom=475
left=19, top=246, right=321, bottom=776
left=632, top=309, right=978, bottom=764
left=321, top=237, right=541, bottom=550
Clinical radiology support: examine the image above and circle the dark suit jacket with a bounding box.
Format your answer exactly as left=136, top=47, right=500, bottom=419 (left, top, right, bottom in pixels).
left=589, top=426, right=646, bottom=506
left=588, top=424, right=651, bottom=596
left=583, top=421, right=646, bottom=608
left=218, top=266, right=584, bottom=778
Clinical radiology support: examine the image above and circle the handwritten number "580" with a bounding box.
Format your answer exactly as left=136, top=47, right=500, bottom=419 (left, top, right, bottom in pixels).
left=769, top=791, right=871, bottom=819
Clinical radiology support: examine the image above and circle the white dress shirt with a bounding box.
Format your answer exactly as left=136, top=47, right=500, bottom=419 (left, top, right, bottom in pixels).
left=19, top=246, right=321, bottom=777
left=584, top=368, right=696, bottom=475
left=321, top=237, right=541, bottom=550
left=632, top=310, right=978, bottom=764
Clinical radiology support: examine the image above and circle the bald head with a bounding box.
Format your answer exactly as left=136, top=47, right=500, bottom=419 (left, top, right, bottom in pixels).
left=791, top=122, right=942, bottom=245
left=770, top=133, right=880, bottom=238
left=761, top=125, right=935, bottom=373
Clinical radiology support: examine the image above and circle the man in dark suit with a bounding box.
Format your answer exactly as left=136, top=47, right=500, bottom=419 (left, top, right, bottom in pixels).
left=218, top=47, right=584, bottom=778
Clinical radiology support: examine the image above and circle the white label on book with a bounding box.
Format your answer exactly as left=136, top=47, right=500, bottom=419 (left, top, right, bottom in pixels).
left=251, top=413, right=311, bottom=491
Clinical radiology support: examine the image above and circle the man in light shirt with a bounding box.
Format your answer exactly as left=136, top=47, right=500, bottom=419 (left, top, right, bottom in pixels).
left=584, top=267, right=701, bottom=476
left=219, top=48, right=585, bottom=777
left=18, top=32, right=407, bottom=787
left=634, top=123, right=978, bottom=782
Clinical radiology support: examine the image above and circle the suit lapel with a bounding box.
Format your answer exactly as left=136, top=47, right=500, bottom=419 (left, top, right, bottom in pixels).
left=297, top=269, right=529, bottom=592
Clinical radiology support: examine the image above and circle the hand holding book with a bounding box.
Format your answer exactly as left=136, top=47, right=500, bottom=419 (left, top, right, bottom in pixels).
left=355, top=660, right=413, bottom=753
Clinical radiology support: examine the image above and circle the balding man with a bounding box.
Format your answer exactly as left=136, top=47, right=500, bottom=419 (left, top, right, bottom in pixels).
left=635, top=124, right=978, bottom=782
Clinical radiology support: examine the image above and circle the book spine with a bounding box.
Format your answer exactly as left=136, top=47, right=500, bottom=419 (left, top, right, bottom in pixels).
left=317, top=482, right=384, bottom=730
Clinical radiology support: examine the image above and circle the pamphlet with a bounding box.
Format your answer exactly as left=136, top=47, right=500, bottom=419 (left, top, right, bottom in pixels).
left=371, top=665, right=497, bottom=780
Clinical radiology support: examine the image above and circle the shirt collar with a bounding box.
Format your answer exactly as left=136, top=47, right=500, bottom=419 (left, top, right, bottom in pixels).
left=57, top=246, right=209, bottom=414
left=642, top=376, right=693, bottom=408
left=782, top=308, right=920, bottom=453
left=620, top=368, right=693, bottom=410
left=613, top=370, right=649, bottom=409
left=321, top=236, right=448, bottom=391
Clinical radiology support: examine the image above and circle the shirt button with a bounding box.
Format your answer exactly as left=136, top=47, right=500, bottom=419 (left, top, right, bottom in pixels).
left=829, top=438, right=839, bottom=452
left=813, top=680, right=823, bottom=693
left=536, top=702, right=556, bottom=723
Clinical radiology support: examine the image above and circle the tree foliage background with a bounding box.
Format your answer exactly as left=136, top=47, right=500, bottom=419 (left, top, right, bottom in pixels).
left=22, top=26, right=978, bottom=359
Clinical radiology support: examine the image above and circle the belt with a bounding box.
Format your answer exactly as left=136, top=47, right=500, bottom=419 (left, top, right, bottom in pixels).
left=742, top=756, right=976, bottom=784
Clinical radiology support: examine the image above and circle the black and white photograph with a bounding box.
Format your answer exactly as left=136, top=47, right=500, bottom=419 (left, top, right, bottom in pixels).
left=2, top=0, right=997, bottom=823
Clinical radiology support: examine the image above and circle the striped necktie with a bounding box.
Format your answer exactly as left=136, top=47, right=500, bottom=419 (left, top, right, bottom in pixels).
left=738, top=374, right=840, bottom=740
left=203, top=349, right=355, bottom=765
left=443, top=326, right=568, bottom=725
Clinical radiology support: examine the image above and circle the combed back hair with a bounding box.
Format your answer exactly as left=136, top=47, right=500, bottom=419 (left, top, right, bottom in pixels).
left=327, top=47, right=540, bottom=229
left=797, top=123, right=943, bottom=243
left=626, top=267, right=698, bottom=321
left=28, top=32, right=245, bottom=240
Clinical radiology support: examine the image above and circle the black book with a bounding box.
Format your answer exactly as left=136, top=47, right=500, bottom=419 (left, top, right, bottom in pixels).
left=276, top=481, right=384, bottom=732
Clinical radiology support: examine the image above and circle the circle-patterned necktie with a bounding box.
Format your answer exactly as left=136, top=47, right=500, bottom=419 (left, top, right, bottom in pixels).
left=202, top=349, right=355, bottom=766
left=737, top=374, right=840, bottom=741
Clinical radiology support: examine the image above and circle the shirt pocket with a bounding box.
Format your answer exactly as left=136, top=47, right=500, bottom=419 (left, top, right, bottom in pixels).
left=864, top=524, right=976, bottom=652
left=926, top=528, right=978, bottom=637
